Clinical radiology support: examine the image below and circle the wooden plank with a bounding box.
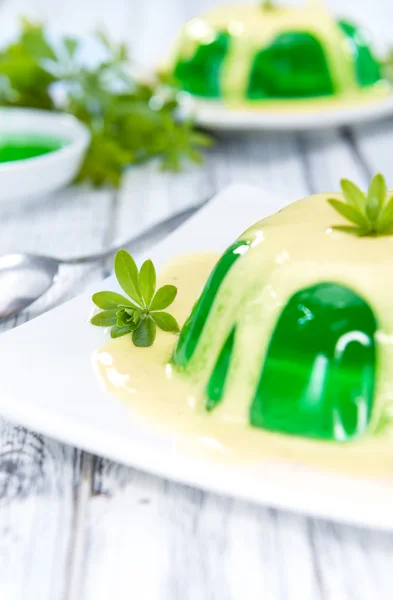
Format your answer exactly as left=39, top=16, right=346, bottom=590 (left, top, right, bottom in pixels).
left=351, top=118, right=393, bottom=187
left=0, top=0, right=118, bottom=597
left=113, top=132, right=308, bottom=242
left=0, top=184, right=114, bottom=600
left=297, top=129, right=369, bottom=192
left=82, top=465, right=393, bottom=600
left=0, top=419, right=77, bottom=600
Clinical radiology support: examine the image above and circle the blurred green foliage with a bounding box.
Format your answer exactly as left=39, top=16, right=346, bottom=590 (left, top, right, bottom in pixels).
left=0, top=20, right=212, bottom=187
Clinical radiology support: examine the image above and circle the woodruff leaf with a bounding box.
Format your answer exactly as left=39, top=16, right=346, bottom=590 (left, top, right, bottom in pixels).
left=114, top=250, right=143, bottom=305
left=378, top=195, right=393, bottom=230
left=152, top=312, right=180, bottom=333
left=150, top=285, right=177, bottom=311
left=133, top=308, right=142, bottom=324
left=331, top=225, right=366, bottom=236
left=116, top=311, right=135, bottom=330
left=329, top=174, right=393, bottom=237
left=377, top=222, right=393, bottom=235
left=110, top=325, right=132, bottom=339
left=63, top=37, right=78, bottom=58
left=90, top=309, right=118, bottom=327
left=92, top=291, right=138, bottom=310
left=132, top=317, right=156, bottom=347
left=340, top=178, right=366, bottom=210
left=19, top=20, right=57, bottom=62
left=367, top=173, right=386, bottom=223
left=327, top=199, right=368, bottom=228
left=139, top=259, right=156, bottom=307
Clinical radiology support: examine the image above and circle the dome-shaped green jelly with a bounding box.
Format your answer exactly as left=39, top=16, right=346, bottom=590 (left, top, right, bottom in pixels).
left=248, top=31, right=334, bottom=99
left=173, top=31, right=230, bottom=98
left=250, top=283, right=377, bottom=442
left=173, top=249, right=377, bottom=443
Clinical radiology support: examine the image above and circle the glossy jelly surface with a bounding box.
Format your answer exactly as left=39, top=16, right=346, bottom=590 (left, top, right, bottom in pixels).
left=338, top=20, right=381, bottom=88
left=206, top=327, right=236, bottom=411
left=250, top=283, right=377, bottom=441
left=248, top=31, right=334, bottom=99
left=172, top=240, right=250, bottom=366
left=173, top=31, right=230, bottom=98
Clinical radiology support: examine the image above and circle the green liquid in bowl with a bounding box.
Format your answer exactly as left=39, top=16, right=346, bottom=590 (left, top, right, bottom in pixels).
left=0, top=134, right=69, bottom=163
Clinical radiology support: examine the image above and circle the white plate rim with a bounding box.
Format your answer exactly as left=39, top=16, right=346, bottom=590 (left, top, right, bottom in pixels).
left=180, top=93, right=393, bottom=131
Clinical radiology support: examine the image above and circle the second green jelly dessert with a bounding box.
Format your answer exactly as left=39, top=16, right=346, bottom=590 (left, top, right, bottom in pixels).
left=165, top=2, right=388, bottom=105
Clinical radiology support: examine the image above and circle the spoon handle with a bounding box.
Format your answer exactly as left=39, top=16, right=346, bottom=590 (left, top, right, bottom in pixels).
left=58, top=201, right=207, bottom=266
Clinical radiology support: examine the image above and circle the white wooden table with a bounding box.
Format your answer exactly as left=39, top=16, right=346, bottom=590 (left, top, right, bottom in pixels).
left=1, top=1, right=393, bottom=598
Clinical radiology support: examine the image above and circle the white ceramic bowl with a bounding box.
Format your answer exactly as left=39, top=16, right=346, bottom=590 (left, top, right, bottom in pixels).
left=0, top=108, right=90, bottom=204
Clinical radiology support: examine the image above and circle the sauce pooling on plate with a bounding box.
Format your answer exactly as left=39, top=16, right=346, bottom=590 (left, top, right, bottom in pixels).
left=0, top=134, right=68, bottom=163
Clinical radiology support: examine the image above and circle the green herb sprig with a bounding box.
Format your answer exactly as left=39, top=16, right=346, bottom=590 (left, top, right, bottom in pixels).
left=0, top=20, right=212, bottom=187
left=91, top=250, right=180, bottom=347
left=261, top=1, right=275, bottom=9
left=328, top=173, right=393, bottom=236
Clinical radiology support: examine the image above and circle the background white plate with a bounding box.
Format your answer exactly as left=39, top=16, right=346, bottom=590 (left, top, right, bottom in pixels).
left=180, top=93, right=393, bottom=131
left=0, top=183, right=392, bottom=531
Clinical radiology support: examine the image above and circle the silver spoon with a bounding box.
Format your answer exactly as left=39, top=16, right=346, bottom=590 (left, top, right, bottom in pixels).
left=0, top=202, right=205, bottom=320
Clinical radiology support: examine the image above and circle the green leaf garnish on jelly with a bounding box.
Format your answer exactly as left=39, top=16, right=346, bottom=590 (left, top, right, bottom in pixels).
left=328, top=173, right=393, bottom=236
left=91, top=250, right=179, bottom=348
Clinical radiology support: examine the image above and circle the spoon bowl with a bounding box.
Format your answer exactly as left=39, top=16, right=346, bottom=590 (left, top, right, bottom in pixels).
left=0, top=254, right=59, bottom=319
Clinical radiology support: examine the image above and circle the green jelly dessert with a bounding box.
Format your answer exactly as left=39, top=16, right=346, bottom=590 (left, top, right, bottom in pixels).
left=172, top=175, right=393, bottom=443
left=163, top=1, right=388, bottom=105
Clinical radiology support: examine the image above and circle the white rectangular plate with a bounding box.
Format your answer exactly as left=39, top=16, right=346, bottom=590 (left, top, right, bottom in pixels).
left=0, top=183, right=392, bottom=530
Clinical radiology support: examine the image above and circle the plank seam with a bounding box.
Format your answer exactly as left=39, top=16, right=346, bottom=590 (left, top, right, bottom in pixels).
left=63, top=452, right=95, bottom=600
left=295, top=133, right=318, bottom=195
left=340, top=127, right=374, bottom=180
